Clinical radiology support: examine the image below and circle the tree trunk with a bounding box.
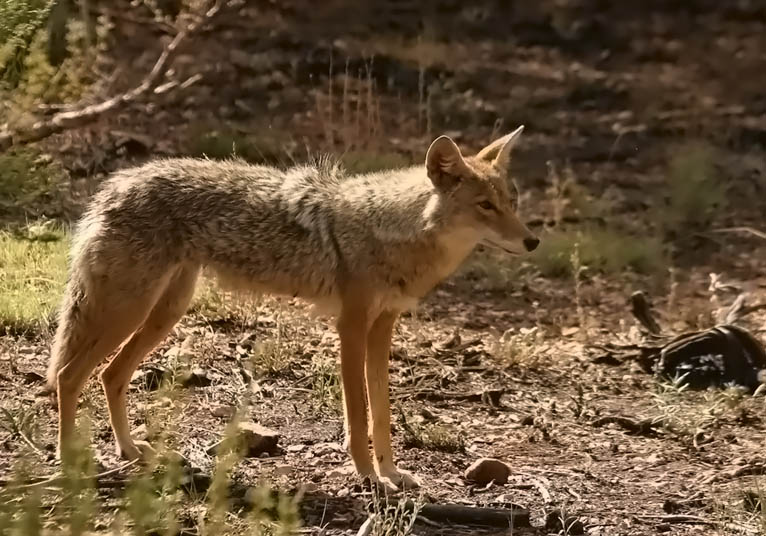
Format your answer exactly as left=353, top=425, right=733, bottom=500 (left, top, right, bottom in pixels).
left=47, top=0, right=72, bottom=66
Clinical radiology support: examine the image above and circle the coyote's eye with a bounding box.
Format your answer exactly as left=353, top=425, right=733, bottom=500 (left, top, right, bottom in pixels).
left=477, top=200, right=496, bottom=211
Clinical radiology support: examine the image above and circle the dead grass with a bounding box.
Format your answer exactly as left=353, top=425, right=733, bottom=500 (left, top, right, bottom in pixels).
left=652, top=377, right=750, bottom=444
left=709, top=479, right=766, bottom=536
left=0, top=224, right=69, bottom=333
left=363, top=488, right=423, bottom=536
left=186, top=123, right=298, bottom=165
left=400, top=413, right=465, bottom=453
left=491, top=327, right=545, bottom=369
left=344, top=36, right=454, bottom=69
left=187, top=122, right=411, bottom=176
left=341, top=149, right=411, bottom=175
left=309, top=354, right=343, bottom=414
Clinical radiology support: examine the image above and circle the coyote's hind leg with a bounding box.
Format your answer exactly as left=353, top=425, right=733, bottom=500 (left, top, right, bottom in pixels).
left=53, top=272, right=173, bottom=462
left=101, top=264, right=200, bottom=460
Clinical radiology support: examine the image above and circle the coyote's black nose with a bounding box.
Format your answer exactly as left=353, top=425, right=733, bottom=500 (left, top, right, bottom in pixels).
left=523, top=237, right=540, bottom=252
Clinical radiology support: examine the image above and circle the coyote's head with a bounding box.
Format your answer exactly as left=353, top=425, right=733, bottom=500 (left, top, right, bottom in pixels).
left=425, top=126, right=539, bottom=255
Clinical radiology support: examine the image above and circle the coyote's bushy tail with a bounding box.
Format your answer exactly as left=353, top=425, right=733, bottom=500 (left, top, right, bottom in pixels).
left=47, top=274, right=88, bottom=393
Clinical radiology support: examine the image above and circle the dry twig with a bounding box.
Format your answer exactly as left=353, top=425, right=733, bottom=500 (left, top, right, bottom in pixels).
left=591, top=415, right=661, bottom=436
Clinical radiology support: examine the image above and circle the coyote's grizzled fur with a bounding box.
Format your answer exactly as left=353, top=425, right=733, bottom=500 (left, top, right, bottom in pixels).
left=49, top=126, right=538, bottom=489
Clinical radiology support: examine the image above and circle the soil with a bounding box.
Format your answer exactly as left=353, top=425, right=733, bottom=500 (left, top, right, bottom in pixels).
left=2, top=1, right=766, bottom=534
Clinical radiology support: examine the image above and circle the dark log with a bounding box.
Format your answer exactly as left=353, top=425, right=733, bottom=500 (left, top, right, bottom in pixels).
left=405, top=500, right=530, bottom=528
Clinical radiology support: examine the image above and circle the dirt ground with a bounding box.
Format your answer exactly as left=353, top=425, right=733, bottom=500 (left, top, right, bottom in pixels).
left=2, top=1, right=766, bottom=534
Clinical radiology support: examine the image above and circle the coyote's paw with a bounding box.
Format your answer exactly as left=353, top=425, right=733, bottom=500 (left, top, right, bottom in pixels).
left=117, top=440, right=157, bottom=461
left=377, top=466, right=421, bottom=491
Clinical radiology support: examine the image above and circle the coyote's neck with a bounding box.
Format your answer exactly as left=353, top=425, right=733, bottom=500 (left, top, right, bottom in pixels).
left=339, top=166, right=481, bottom=298
left=341, top=166, right=467, bottom=243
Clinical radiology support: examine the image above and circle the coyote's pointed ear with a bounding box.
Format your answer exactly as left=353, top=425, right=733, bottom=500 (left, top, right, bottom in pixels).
left=476, top=125, right=524, bottom=170
left=426, top=135, right=469, bottom=191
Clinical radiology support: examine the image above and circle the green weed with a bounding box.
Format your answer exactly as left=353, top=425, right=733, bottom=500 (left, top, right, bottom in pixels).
left=529, top=228, right=666, bottom=278
left=0, top=225, right=68, bottom=333
left=661, top=141, right=725, bottom=234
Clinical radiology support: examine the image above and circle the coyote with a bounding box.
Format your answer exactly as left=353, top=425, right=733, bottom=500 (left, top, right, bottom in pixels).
left=48, top=126, right=538, bottom=489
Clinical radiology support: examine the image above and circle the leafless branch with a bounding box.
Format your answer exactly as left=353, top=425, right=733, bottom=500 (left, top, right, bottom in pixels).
left=712, top=226, right=766, bottom=241
left=0, top=0, right=228, bottom=152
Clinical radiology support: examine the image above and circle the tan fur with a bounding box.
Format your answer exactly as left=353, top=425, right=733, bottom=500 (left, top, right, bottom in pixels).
left=48, top=128, right=538, bottom=488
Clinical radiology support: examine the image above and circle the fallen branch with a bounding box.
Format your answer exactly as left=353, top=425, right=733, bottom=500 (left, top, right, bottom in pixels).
left=0, top=458, right=141, bottom=491
left=406, top=501, right=530, bottom=528
left=638, top=513, right=759, bottom=534
left=394, top=388, right=504, bottom=405
left=635, top=514, right=711, bottom=525
left=699, top=461, right=766, bottom=484
left=712, top=226, right=766, bottom=241
left=591, top=415, right=661, bottom=436
left=0, top=0, right=228, bottom=151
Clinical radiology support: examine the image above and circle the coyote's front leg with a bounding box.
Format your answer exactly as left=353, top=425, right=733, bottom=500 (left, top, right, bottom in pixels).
left=337, top=300, right=375, bottom=480
left=365, top=310, right=421, bottom=490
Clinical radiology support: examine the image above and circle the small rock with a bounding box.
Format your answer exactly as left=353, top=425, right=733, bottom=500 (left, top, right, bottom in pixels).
left=545, top=508, right=584, bottom=535
left=273, top=464, right=293, bottom=476
left=132, top=424, right=149, bottom=440
left=237, top=422, right=279, bottom=457
left=327, top=465, right=354, bottom=479
left=286, top=443, right=306, bottom=453
left=211, top=405, right=236, bottom=419
left=179, top=367, right=213, bottom=388
left=420, top=408, right=437, bottom=421
left=300, top=482, right=319, bottom=493
left=464, top=458, right=511, bottom=485
left=207, top=422, right=280, bottom=457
